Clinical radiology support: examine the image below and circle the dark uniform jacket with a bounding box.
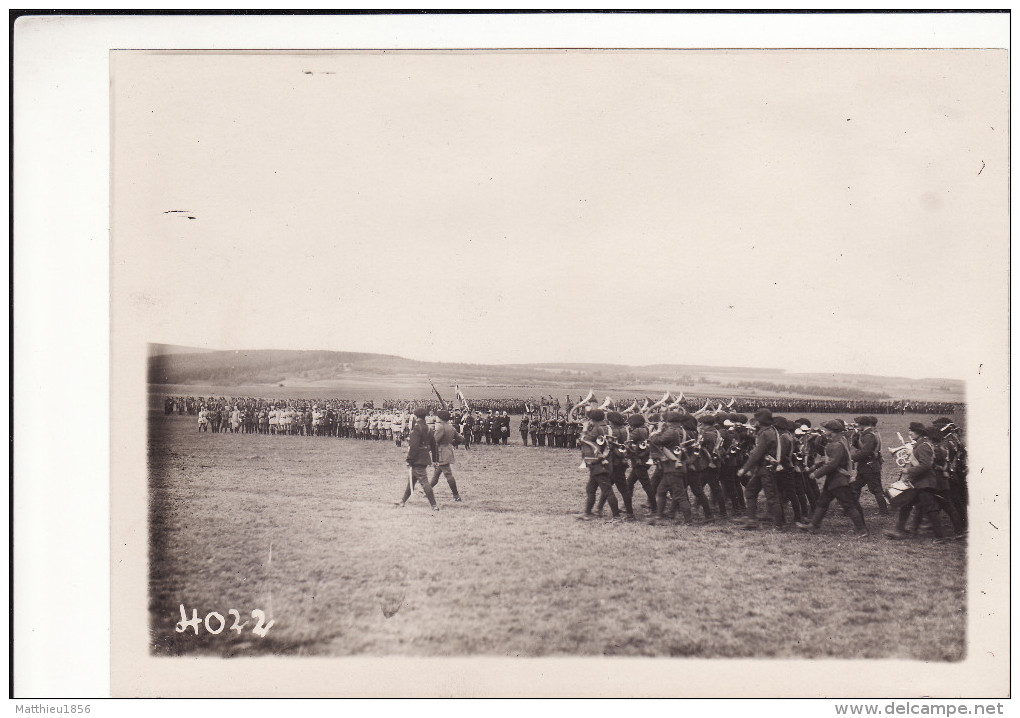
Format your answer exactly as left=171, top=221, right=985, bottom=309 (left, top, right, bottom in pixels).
left=406, top=419, right=437, bottom=466
left=628, top=426, right=651, bottom=468
left=739, top=426, right=779, bottom=476
left=902, top=438, right=937, bottom=489
left=692, top=426, right=722, bottom=471
left=812, top=434, right=853, bottom=490
left=579, top=426, right=609, bottom=475
left=851, top=429, right=883, bottom=471
left=649, top=425, right=684, bottom=472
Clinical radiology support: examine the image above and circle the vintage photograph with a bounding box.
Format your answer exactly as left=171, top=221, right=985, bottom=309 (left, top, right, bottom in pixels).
left=105, top=40, right=1008, bottom=696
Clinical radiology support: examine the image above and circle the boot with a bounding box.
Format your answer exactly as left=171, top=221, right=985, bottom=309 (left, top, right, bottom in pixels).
left=742, top=496, right=759, bottom=529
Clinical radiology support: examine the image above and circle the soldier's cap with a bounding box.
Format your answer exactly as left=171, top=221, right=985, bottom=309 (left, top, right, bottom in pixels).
left=606, top=411, right=626, bottom=426
left=909, top=421, right=926, bottom=434
left=753, top=408, right=773, bottom=425
left=588, top=409, right=606, bottom=422
left=795, top=418, right=811, bottom=428
left=854, top=415, right=877, bottom=426
left=733, top=413, right=749, bottom=424
left=773, top=417, right=793, bottom=431
left=698, top=413, right=716, bottom=425
left=680, top=414, right=698, bottom=431
left=626, top=413, right=646, bottom=428
left=436, top=410, right=451, bottom=421
left=932, top=416, right=952, bottom=428
left=821, top=419, right=845, bottom=433
left=663, top=411, right=683, bottom=423
left=413, top=408, right=428, bottom=419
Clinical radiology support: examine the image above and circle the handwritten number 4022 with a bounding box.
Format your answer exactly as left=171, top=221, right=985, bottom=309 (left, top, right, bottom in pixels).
left=175, top=604, right=274, bottom=637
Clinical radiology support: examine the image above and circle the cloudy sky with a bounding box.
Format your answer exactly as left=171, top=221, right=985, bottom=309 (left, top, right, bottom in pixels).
left=112, top=49, right=1007, bottom=379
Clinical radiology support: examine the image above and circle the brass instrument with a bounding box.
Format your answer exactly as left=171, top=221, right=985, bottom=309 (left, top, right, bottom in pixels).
left=887, top=431, right=915, bottom=469
left=578, top=434, right=611, bottom=470
left=566, top=388, right=596, bottom=423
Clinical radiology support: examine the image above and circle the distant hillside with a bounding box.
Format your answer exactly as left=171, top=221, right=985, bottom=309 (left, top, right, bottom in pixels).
left=147, top=343, right=219, bottom=358
left=147, top=348, right=964, bottom=402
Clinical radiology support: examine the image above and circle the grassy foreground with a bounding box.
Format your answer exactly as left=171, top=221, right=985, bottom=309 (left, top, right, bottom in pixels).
left=149, top=413, right=965, bottom=660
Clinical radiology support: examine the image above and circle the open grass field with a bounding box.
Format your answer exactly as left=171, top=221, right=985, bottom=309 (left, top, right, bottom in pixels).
left=148, top=409, right=966, bottom=660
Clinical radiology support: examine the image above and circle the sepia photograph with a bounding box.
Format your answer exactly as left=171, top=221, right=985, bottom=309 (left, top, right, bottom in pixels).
left=13, top=11, right=1010, bottom=702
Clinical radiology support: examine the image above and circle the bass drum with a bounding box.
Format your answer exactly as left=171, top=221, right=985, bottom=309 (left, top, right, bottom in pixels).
left=887, top=480, right=914, bottom=499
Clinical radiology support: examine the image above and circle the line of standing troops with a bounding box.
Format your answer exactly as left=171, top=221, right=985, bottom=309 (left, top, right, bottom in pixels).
left=518, top=415, right=583, bottom=448
left=576, top=408, right=967, bottom=542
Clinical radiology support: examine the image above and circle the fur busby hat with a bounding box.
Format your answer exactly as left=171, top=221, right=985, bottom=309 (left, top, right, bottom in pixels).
left=753, top=408, right=773, bottom=426
left=588, top=408, right=606, bottom=422
left=854, top=415, right=877, bottom=427
left=821, top=419, right=845, bottom=433
left=413, top=408, right=428, bottom=419
left=932, top=417, right=952, bottom=428
left=773, top=417, right=792, bottom=431
left=606, top=411, right=626, bottom=426
left=909, top=421, right=926, bottom=434
left=680, top=414, right=698, bottom=431
left=626, top=413, right=646, bottom=428
left=648, top=413, right=662, bottom=423
left=664, top=411, right=683, bottom=424
left=698, top=413, right=717, bottom=425
left=733, top=414, right=749, bottom=424
left=436, top=410, right=451, bottom=422
left=796, top=418, right=811, bottom=428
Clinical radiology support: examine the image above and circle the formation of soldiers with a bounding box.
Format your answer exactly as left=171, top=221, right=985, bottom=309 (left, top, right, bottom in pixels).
left=160, top=391, right=966, bottom=542
left=574, top=407, right=967, bottom=543
left=164, top=392, right=959, bottom=423
left=586, top=396, right=959, bottom=416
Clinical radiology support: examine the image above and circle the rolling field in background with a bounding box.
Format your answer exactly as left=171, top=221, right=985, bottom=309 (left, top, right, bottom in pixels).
left=148, top=407, right=966, bottom=660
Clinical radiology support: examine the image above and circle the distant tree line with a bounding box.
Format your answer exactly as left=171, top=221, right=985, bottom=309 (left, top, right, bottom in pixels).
left=723, top=380, right=890, bottom=400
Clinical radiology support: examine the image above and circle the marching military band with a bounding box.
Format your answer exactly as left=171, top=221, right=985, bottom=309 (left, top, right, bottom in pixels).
left=159, top=392, right=966, bottom=542
left=572, top=402, right=967, bottom=543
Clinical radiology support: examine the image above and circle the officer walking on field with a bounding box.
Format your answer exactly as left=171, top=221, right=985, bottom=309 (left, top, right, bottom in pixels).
left=429, top=410, right=464, bottom=502
left=395, top=408, right=440, bottom=511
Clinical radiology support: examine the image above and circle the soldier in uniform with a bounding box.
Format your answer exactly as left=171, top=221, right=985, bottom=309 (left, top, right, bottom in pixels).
left=459, top=410, right=474, bottom=451
left=429, top=410, right=463, bottom=502
left=519, top=414, right=530, bottom=446
left=690, top=413, right=726, bottom=519
left=771, top=417, right=803, bottom=524
left=499, top=411, right=511, bottom=445
left=577, top=409, right=621, bottom=521
left=884, top=423, right=953, bottom=541
left=568, top=418, right=580, bottom=449
left=933, top=417, right=967, bottom=527
left=472, top=412, right=485, bottom=446
left=849, top=415, right=889, bottom=514
left=395, top=408, right=440, bottom=511
left=680, top=414, right=714, bottom=520
left=595, top=412, right=636, bottom=520
left=796, top=419, right=868, bottom=536
left=648, top=411, right=693, bottom=525
left=718, top=413, right=745, bottom=514
left=625, top=413, right=656, bottom=513
left=538, top=417, right=550, bottom=447
left=737, top=408, right=785, bottom=530
left=529, top=414, right=541, bottom=447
